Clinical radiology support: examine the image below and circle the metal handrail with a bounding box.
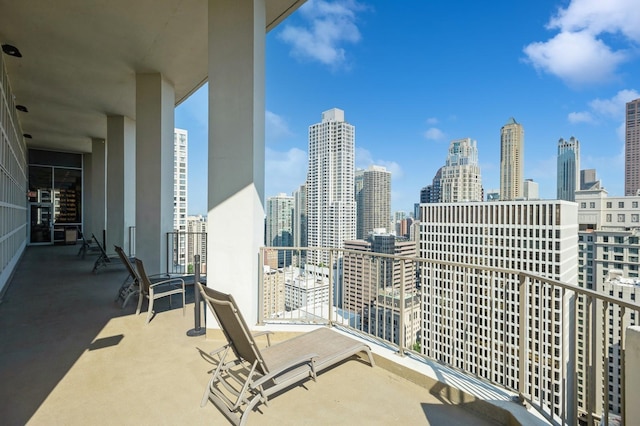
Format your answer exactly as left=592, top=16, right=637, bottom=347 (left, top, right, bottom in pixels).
left=258, top=245, right=640, bottom=426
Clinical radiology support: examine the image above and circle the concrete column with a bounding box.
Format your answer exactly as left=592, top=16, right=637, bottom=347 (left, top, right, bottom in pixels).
left=207, top=0, right=266, bottom=326
left=135, top=73, right=174, bottom=274
left=83, top=153, right=93, bottom=240
left=626, top=326, right=640, bottom=421
left=90, top=138, right=106, bottom=246
left=106, top=115, right=136, bottom=253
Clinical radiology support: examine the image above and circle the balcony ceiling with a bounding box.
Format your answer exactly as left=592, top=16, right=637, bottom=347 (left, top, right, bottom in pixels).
left=0, top=0, right=304, bottom=153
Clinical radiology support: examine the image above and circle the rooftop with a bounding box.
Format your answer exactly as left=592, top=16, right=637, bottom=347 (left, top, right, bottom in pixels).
left=0, top=245, right=543, bottom=425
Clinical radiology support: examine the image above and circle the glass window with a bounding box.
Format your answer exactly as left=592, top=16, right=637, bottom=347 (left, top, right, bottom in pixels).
left=606, top=202, right=612, bottom=208
left=606, top=214, right=612, bottom=222
left=53, top=168, right=82, bottom=224
left=590, top=202, right=596, bottom=208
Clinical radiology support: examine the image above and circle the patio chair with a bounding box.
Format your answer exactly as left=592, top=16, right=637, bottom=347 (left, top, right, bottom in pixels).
left=197, top=283, right=375, bottom=426
left=134, top=257, right=186, bottom=324
left=114, top=245, right=168, bottom=309
left=77, top=230, right=100, bottom=259
left=91, top=234, right=116, bottom=273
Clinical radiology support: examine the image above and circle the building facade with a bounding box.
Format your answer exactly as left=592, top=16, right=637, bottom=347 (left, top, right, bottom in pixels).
left=557, top=136, right=580, bottom=202
left=186, top=215, right=207, bottom=273
left=266, top=193, right=294, bottom=267
left=355, top=165, right=391, bottom=239
left=343, top=233, right=416, bottom=316
left=500, top=118, right=524, bottom=201
left=307, top=108, right=356, bottom=265
left=293, top=183, right=307, bottom=249
left=419, top=200, right=578, bottom=419
left=523, top=179, right=539, bottom=200
left=174, top=128, right=188, bottom=233
left=576, top=188, right=640, bottom=418
left=440, top=138, right=482, bottom=202
left=626, top=98, right=640, bottom=196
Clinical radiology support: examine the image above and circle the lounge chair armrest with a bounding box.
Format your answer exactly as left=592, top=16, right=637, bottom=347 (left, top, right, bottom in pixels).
left=149, top=277, right=185, bottom=288
left=252, top=330, right=274, bottom=346
left=252, top=353, right=319, bottom=388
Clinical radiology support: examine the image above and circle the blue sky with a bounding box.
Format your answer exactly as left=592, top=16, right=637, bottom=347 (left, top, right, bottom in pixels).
left=176, top=0, right=640, bottom=216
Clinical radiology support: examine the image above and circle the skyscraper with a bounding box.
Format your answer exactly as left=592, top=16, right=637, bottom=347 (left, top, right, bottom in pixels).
left=293, top=183, right=307, bottom=249
left=173, top=128, right=188, bottom=269
left=265, top=193, right=294, bottom=267
left=174, top=128, right=188, bottom=233
left=307, top=108, right=356, bottom=265
left=557, top=136, right=580, bottom=202
left=500, top=118, right=524, bottom=201
left=420, top=200, right=577, bottom=420
left=440, top=138, right=482, bottom=202
left=355, top=165, right=391, bottom=239
left=625, top=98, right=640, bottom=196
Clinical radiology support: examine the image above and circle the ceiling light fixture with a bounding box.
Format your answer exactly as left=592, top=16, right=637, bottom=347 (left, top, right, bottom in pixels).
left=1, top=44, right=22, bottom=57
left=16, top=105, right=28, bottom=112
left=23, top=133, right=32, bottom=139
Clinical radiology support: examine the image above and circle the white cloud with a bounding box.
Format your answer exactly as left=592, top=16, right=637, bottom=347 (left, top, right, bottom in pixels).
left=356, top=147, right=403, bottom=179
left=424, top=127, right=445, bottom=141
left=277, top=0, right=365, bottom=68
left=548, top=0, right=640, bottom=41
left=568, top=89, right=639, bottom=140
left=588, top=89, right=640, bottom=118
left=265, top=147, right=308, bottom=197
left=523, top=0, right=640, bottom=85
left=523, top=31, right=626, bottom=85
left=567, top=111, right=594, bottom=124
left=426, top=117, right=439, bottom=125
left=265, top=110, right=293, bottom=143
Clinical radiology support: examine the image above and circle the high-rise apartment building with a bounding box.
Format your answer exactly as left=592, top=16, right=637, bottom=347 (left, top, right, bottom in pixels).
left=307, top=108, right=356, bottom=265
left=173, top=128, right=188, bottom=269
left=293, top=184, right=307, bottom=249
left=421, top=167, right=443, bottom=205
left=557, top=136, right=580, bottom=202
left=572, top=188, right=640, bottom=418
left=186, top=215, right=207, bottom=273
left=266, top=193, right=294, bottom=267
left=440, top=138, right=482, bottom=202
left=419, top=200, right=577, bottom=419
left=625, top=98, right=640, bottom=196
left=355, top=165, right=391, bottom=239
left=174, top=128, right=188, bottom=232
left=500, top=118, right=524, bottom=201
left=343, top=232, right=416, bottom=315
left=523, top=179, right=539, bottom=200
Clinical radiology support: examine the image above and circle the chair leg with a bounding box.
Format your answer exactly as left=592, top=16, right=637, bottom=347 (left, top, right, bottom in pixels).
left=135, top=292, right=144, bottom=315
left=146, top=297, right=154, bottom=324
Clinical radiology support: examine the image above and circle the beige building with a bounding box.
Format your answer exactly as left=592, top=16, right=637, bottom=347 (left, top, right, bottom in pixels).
left=500, top=118, right=524, bottom=201
left=343, top=233, right=416, bottom=317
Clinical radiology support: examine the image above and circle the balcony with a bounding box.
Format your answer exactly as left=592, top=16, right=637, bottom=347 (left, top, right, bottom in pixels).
left=0, top=245, right=550, bottom=425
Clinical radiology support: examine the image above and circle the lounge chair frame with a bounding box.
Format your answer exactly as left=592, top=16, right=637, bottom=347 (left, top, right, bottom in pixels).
left=135, top=258, right=185, bottom=324
left=114, top=245, right=168, bottom=309
left=197, top=283, right=375, bottom=426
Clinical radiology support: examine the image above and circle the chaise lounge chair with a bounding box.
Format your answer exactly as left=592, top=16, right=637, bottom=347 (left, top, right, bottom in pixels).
left=197, top=283, right=375, bottom=426
left=135, top=258, right=186, bottom=324
left=114, top=245, right=169, bottom=309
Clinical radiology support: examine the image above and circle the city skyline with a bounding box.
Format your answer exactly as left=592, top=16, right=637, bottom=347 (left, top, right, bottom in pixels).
left=176, top=0, right=640, bottom=215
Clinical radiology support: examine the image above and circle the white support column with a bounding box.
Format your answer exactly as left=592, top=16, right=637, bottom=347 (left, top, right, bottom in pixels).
left=207, top=0, right=266, bottom=326
left=82, top=153, right=93, bottom=240
left=106, top=115, right=136, bottom=252
left=90, top=138, right=106, bottom=245
left=136, top=73, right=175, bottom=274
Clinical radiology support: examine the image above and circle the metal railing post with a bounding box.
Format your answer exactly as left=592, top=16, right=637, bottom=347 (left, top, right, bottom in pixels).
left=398, top=258, right=406, bottom=357
left=187, top=254, right=205, bottom=336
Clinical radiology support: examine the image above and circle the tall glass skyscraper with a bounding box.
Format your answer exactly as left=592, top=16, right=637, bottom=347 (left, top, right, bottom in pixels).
left=557, top=136, right=580, bottom=202
left=307, top=108, right=356, bottom=265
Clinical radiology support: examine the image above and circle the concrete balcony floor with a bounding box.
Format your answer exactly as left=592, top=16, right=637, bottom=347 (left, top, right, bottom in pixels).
left=1, top=245, right=539, bottom=425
